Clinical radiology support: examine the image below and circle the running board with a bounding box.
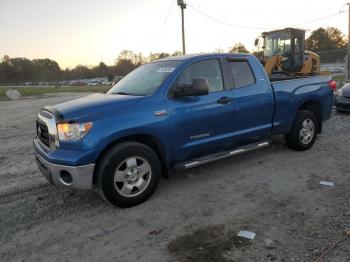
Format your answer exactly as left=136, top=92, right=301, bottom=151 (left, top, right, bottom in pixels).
left=174, top=140, right=270, bottom=170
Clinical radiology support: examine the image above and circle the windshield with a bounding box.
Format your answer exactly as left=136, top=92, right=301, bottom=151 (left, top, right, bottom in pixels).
left=108, top=61, right=181, bottom=96
left=263, top=31, right=291, bottom=57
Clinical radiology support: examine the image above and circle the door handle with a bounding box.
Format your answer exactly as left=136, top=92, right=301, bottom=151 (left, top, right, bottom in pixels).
left=217, top=96, right=233, bottom=105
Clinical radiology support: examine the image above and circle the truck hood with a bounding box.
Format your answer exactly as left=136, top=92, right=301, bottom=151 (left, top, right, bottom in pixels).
left=49, top=93, right=141, bottom=120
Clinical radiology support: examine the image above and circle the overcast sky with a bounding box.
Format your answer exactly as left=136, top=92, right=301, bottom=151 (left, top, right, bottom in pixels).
left=0, top=0, right=348, bottom=68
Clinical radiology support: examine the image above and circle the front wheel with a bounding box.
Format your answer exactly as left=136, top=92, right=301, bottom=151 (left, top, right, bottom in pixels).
left=96, top=142, right=161, bottom=207
left=285, top=110, right=318, bottom=151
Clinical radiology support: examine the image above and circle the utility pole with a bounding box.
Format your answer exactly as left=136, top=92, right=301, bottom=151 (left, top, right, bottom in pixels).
left=347, top=3, right=350, bottom=80
left=177, top=0, right=186, bottom=55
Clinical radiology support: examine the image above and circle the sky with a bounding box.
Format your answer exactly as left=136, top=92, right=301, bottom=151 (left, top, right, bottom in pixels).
left=0, top=0, right=348, bottom=68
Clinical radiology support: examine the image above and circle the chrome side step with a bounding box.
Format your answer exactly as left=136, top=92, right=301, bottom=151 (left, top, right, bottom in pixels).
left=174, top=140, right=270, bottom=170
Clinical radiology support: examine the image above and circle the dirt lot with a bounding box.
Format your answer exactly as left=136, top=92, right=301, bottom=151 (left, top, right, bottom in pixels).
left=0, top=94, right=349, bottom=262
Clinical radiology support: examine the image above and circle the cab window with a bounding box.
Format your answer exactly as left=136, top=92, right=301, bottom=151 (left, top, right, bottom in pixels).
left=229, top=61, right=255, bottom=88
left=176, top=59, right=224, bottom=92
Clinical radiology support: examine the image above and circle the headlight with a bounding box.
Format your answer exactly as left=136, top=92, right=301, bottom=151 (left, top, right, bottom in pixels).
left=57, top=122, right=93, bottom=141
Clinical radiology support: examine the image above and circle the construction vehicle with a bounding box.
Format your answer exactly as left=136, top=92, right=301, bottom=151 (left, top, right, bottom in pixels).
left=254, top=28, right=323, bottom=78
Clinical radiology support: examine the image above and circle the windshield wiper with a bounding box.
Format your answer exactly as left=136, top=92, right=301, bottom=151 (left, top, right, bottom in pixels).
left=112, top=91, right=146, bottom=96
left=113, top=92, right=133, bottom=95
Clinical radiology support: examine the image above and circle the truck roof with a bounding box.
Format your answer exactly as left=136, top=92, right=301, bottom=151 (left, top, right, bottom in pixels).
left=155, top=53, right=252, bottom=62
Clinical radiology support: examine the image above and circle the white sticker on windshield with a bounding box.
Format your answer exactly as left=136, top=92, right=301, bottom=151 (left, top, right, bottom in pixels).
left=157, top=67, right=175, bottom=73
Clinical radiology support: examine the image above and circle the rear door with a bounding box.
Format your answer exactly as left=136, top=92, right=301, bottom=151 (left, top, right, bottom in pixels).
left=227, top=57, right=274, bottom=146
left=166, top=58, right=234, bottom=162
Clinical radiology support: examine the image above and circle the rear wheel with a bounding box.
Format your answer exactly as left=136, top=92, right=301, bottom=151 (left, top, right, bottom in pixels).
left=285, top=110, right=318, bottom=151
left=96, top=142, right=161, bottom=207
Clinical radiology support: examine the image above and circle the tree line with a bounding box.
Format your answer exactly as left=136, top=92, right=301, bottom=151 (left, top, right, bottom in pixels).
left=305, top=27, right=347, bottom=63
left=0, top=27, right=347, bottom=84
left=0, top=50, right=182, bottom=85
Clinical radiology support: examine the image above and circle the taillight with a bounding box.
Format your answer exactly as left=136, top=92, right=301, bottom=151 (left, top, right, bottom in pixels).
left=328, top=80, right=337, bottom=91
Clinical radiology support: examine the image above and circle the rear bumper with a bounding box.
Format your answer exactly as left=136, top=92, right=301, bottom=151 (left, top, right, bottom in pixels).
left=34, top=144, right=95, bottom=190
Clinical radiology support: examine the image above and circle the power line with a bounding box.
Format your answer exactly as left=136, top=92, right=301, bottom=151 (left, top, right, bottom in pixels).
left=187, top=4, right=347, bottom=31
left=292, top=10, right=346, bottom=26
left=187, top=4, right=270, bottom=30
left=162, top=0, right=176, bottom=27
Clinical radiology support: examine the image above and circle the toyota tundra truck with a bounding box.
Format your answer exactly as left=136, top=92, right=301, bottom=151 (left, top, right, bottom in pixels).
left=33, top=53, right=335, bottom=207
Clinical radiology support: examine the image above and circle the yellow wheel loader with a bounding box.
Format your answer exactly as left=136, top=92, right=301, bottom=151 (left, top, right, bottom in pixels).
left=254, top=28, right=327, bottom=78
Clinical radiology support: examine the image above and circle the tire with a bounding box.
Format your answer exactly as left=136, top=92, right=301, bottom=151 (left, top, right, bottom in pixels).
left=96, top=142, right=161, bottom=207
left=285, top=110, right=318, bottom=151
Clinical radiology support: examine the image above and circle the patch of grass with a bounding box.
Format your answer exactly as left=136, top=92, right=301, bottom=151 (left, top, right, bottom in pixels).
left=0, top=85, right=111, bottom=101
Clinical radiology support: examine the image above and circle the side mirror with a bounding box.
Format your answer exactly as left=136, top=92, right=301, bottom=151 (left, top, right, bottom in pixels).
left=173, top=77, right=209, bottom=98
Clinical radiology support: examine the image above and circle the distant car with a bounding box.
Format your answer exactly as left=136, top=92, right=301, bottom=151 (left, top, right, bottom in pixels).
left=88, top=81, right=101, bottom=86
left=331, top=67, right=345, bottom=74
left=335, top=83, right=350, bottom=112
left=69, top=80, right=86, bottom=86
left=59, top=81, right=70, bottom=86
left=102, top=80, right=113, bottom=85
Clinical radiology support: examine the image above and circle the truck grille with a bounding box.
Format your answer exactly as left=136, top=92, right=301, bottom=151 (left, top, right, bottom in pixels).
left=37, top=120, right=50, bottom=147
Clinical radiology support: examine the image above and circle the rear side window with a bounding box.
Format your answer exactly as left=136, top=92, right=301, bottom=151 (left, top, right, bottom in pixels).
left=229, top=61, right=255, bottom=88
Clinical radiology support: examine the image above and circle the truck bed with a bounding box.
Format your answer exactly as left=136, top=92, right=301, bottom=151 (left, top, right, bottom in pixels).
left=271, top=75, right=333, bottom=135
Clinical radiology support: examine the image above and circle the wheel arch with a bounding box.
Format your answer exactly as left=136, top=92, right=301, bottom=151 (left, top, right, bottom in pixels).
left=93, top=133, right=170, bottom=185
left=297, top=100, right=322, bottom=133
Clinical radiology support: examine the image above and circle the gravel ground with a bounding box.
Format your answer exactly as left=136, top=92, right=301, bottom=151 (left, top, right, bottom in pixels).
left=0, top=94, right=349, bottom=262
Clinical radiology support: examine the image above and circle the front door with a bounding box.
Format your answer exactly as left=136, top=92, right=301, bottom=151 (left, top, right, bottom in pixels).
left=166, top=59, right=234, bottom=162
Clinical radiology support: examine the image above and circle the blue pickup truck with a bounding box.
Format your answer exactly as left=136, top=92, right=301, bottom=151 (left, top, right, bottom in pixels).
left=34, top=53, right=335, bottom=207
